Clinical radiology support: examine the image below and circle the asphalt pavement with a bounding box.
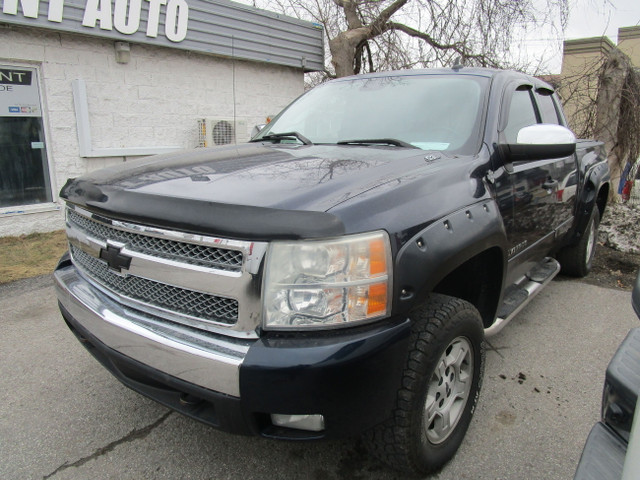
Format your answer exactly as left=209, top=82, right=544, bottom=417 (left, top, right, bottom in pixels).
left=1, top=274, right=638, bottom=480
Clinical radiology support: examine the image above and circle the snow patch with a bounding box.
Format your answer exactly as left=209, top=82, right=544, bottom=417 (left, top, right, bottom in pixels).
left=599, top=202, right=640, bottom=255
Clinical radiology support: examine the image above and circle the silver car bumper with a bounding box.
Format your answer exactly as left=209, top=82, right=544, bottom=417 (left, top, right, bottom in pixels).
left=54, top=265, right=251, bottom=397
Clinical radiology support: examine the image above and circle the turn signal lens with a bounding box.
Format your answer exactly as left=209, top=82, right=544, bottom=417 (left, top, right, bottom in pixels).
left=367, top=282, right=388, bottom=316
left=369, top=238, right=387, bottom=276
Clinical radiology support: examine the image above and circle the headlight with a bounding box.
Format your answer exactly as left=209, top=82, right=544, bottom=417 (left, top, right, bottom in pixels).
left=263, top=231, right=392, bottom=330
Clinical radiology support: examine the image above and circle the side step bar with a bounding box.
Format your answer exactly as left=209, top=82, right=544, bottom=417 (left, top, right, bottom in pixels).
left=485, top=257, right=561, bottom=337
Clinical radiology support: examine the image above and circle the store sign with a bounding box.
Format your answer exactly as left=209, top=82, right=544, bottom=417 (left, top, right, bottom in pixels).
left=0, top=0, right=325, bottom=71
left=0, top=67, right=41, bottom=117
left=2, top=0, right=189, bottom=42
left=0, top=68, right=32, bottom=85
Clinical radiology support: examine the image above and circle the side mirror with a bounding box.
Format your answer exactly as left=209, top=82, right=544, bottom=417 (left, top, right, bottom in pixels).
left=251, top=124, right=267, bottom=139
left=498, top=124, right=576, bottom=169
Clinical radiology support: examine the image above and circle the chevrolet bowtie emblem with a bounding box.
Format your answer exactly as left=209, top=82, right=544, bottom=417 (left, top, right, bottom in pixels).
left=99, top=244, right=132, bottom=273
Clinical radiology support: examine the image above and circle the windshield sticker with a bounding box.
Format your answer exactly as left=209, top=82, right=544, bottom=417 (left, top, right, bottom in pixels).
left=411, top=142, right=450, bottom=150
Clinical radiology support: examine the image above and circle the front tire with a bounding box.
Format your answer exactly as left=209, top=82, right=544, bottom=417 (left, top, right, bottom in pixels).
left=364, top=294, right=485, bottom=474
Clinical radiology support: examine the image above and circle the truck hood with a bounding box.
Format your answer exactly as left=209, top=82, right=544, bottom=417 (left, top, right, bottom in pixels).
left=61, top=143, right=456, bottom=239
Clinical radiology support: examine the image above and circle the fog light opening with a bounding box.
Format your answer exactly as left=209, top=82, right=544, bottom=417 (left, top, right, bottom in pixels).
left=270, top=414, right=325, bottom=432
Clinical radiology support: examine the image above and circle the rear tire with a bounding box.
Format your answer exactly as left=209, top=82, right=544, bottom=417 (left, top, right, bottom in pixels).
left=557, top=207, right=600, bottom=277
left=363, top=294, right=485, bottom=474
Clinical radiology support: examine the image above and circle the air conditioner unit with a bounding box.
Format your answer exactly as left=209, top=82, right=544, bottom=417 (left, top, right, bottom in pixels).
left=197, top=117, right=248, bottom=147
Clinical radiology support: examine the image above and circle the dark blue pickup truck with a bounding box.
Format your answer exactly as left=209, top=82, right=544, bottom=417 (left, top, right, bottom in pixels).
left=55, top=67, right=610, bottom=474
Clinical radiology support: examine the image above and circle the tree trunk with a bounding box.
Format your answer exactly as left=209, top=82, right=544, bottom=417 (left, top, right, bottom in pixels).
left=594, top=48, right=630, bottom=203
left=329, top=27, right=372, bottom=77
left=329, top=35, right=355, bottom=77
left=329, top=33, right=358, bottom=77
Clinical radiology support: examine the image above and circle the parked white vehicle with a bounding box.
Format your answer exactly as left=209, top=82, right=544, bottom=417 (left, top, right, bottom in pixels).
left=574, top=270, right=640, bottom=480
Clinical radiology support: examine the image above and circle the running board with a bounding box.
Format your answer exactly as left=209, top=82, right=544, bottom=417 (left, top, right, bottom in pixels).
left=485, top=257, right=561, bottom=337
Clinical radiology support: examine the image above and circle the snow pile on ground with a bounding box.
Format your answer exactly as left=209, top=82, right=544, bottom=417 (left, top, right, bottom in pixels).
left=600, top=202, right=640, bottom=255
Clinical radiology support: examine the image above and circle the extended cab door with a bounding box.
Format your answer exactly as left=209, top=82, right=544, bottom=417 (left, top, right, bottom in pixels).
left=496, top=84, right=577, bottom=271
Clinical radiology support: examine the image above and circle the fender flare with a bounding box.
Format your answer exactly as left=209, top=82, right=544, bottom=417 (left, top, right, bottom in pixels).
left=393, top=199, right=507, bottom=318
left=571, top=159, right=610, bottom=245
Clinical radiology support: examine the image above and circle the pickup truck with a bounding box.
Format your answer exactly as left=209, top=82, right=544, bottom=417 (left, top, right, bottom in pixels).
left=54, top=67, right=610, bottom=474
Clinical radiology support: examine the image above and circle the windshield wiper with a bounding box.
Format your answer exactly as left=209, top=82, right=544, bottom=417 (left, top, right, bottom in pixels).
left=251, top=131, right=313, bottom=145
left=337, top=138, right=417, bottom=148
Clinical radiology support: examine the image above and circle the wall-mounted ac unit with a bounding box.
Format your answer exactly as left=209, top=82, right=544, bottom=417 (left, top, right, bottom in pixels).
left=197, top=117, right=248, bottom=147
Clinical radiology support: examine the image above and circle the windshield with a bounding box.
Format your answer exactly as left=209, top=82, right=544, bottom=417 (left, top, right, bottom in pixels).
left=255, top=74, right=488, bottom=154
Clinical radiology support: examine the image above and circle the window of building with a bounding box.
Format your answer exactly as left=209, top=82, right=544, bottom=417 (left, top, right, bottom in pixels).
left=0, top=65, right=53, bottom=209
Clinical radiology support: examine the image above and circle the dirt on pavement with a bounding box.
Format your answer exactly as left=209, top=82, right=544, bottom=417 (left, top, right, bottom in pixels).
left=580, top=244, right=640, bottom=291
left=564, top=202, right=640, bottom=291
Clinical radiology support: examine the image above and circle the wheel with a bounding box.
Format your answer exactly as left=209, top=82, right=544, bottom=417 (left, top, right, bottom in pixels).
left=557, top=207, right=600, bottom=277
left=364, top=294, right=485, bottom=474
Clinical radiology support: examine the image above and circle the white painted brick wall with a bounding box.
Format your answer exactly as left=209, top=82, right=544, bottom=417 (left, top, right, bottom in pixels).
left=0, top=25, right=304, bottom=236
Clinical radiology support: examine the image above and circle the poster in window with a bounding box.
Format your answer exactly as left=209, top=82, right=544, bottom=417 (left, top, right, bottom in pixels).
left=0, top=66, right=41, bottom=117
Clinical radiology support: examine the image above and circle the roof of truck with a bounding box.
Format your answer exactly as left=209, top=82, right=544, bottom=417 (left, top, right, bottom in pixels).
left=334, top=67, right=555, bottom=92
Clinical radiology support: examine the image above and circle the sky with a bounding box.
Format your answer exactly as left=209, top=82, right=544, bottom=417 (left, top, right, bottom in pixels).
left=565, top=0, right=639, bottom=41
left=526, top=0, right=640, bottom=72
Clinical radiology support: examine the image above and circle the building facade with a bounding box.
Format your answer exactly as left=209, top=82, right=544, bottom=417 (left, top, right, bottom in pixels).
left=0, top=0, right=323, bottom=236
left=553, top=26, right=640, bottom=198
left=556, top=26, right=640, bottom=136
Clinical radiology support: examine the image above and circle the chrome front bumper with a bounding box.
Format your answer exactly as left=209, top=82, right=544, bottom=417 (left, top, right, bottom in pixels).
left=54, top=264, right=251, bottom=397
left=55, top=257, right=413, bottom=439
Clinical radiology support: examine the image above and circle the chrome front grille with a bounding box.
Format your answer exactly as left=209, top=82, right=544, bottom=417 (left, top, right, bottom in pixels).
left=64, top=205, right=268, bottom=337
left=67, top=208, right=243, bottom=272
left=71, top=245, right=238, bottom=324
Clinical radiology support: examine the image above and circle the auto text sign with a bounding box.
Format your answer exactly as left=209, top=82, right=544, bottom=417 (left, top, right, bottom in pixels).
left=2, top=0, right=189, bottom=42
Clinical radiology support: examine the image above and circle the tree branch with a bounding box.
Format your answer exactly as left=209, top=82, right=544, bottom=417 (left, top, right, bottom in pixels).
left=333, top=0, right=362, bottom=29
left=384, top=21, right=498, bottom=67
left=369, top=0, right=409, bottom=34
left=365, top=41, right=374, bottom=72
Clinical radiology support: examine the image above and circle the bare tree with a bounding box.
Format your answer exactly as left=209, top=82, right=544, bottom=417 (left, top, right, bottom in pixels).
left=554, top=48, right=640, bottom=201
left=551, top=57, right=605, bottom=140
left=250, top=0, right=568, bottom=80
left=594, top=49, right=632, bottom=198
